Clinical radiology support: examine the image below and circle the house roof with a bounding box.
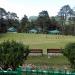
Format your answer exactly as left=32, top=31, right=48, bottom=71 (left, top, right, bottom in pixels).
left=29, top=29, right=37, bottom=33
left=7, top=27, right=16, bottom=32
left=48, top=30, right=60, bottom=34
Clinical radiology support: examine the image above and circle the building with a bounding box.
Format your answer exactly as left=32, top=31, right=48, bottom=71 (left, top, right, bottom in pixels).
left=48, top=30, right=61, bottom=35
left=7, top=27, right=17, bottom=32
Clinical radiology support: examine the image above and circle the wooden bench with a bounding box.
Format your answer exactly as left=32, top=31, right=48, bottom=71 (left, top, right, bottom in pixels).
left=47, top=49, right=63, bottom=56
left=29, top=49, right=43, bottom=56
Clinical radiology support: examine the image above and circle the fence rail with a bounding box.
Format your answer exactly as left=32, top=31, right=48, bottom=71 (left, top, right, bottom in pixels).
left=0, top=70, right=18, bottom=75
left=0, top=68, right=21, bottom=75
left=22, top=69, right=75, bottom=75
left=0, top=67, right=75, bottom=75
left=21, top=66, right=75, bottom=75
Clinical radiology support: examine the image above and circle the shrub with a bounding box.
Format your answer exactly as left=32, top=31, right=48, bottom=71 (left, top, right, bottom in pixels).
left=62, top=43, right=75, bottom=69
left=0, top=40, right=30, bottom=70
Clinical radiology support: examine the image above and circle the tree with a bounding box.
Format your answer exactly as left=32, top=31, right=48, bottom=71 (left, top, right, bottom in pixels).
left=37, top=10, right=51, bottom=33
left=6, top=12, right=19, bottom=29
left=0, top=8, right=7, bottom=33
left=0, top=8, right=20, bottom=33
left=30, top=21, right=36, bottom=29
left=0, top=18, right=7, bottom=33
left=58, top=5, right=72, bottom=21
left=50, top=17, right=60, bottom=30
left=0, top=8, right=7, bottom=19
left=0, top=40, right=30, bottom=70
left=10, top=12, right=18, bottom=20
left=64, top=24, right=75, bottom=35
left=19, top=15, right=29, bottom=33
left=6, top=19, right=20, bottom=29
left=58, top=5, right=75, bottom=34
left=62, top=43, right=75, bottom=69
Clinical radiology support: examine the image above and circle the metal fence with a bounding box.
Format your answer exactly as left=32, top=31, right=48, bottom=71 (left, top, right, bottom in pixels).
left=21, top=67, right=75, bottom=75
left=22, top=69, right=75, bottom=75
left=0, top=67, right=21, bottom=75
left=0, top=70, right=18, bottom=75
left=0, top=67, right=75, bottom=75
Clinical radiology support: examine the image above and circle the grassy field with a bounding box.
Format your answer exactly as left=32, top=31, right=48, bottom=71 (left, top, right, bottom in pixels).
left=25, top=55, right=70, bottom=68
left=0, top=33, right=75, bottom=50
left=0, top=33, right=74, bottom=67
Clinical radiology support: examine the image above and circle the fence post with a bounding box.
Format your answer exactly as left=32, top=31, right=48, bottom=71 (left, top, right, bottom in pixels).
left=16, top=67, right=22, bottom=75
left=36, top=68, right=39, bottom=75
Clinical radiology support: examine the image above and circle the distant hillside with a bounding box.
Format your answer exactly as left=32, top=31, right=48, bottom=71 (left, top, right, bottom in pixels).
left=29, top=16, right=38, bottom=21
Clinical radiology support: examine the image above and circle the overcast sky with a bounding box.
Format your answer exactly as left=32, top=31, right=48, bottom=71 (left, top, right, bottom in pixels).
left=0, top=0, right=75, bottom=19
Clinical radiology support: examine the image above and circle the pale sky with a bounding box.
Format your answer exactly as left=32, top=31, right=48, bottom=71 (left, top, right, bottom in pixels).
left=0, top=0, right=75, bottom=19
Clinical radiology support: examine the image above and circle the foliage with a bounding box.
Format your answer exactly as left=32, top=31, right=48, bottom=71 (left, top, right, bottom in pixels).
left=36, top=10, right=51, bottom=33
left=58, top=5, right=75, bottom=35
left=29, top=21, right=37, bottom=30
left=0, top=8, right=7, bottom=33
left=50, top=17, right=60, bottom=30
left=0, top=40, right=30, bottom=70
left=0, top=6, right=75, bottom=34
left=0, top=8, right=19, bottom=33
left=18, top=15, right=30, bottom=32
left=0, top=8, right=7, bottom=19
left=62, top=43, right=75, bottom=69
left=6, top=12, right=19, bottom=29
left=64, top=24, right=75, bottom=35
left=58, top=5, right=73, bottom=20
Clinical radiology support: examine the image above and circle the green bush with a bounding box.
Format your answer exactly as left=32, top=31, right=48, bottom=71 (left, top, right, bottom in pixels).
left=0, top=40, right=30, bottom=70
left=62, top=43, right=75, bottom=69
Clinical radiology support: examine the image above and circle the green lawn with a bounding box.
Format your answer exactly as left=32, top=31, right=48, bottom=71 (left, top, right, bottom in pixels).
left=25, top=55, right=70, bottom=68
left=0, top=33, right=75, bottom=50
left=25, top=55, right=69, bottom=65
